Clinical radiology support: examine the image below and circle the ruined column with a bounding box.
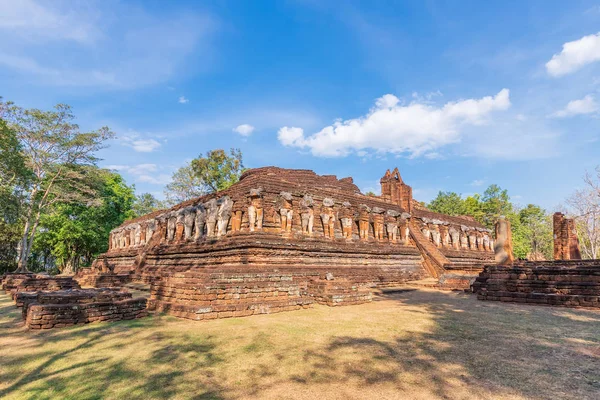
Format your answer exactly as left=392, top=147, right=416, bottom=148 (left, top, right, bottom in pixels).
left=494, top=216, right=514, bottom=265
left=553, top=212, right=581, bottom=260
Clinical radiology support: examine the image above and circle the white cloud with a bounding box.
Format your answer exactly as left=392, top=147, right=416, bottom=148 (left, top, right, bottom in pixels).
left=546, top=32, right=600, bottom=77
left=278, top=89, right=510, bottom=157
left=137, top=174, right=172, bottom=185
left=470, top=179, right=485, bottom=186
left=178, top=96, right=189, bottom=104
left=551, top=95, right=598, bottom=118
left=119, top=133, right=162, bottom=153
left=0, top=0, right=101, bottom=44
left=104, top=163, right=171, bottom=185
left=233, top=124, right=255, bottom=136
left=0, top=1, right=217, bottom=89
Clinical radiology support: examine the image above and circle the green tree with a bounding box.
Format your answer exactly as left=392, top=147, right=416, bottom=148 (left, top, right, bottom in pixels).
left=165, top=148, right=245, bottom=205
left=164, top=163, right=206, bottom=205
left=0, top=119, right=30, bottom=272
left=428, top=191, right=467, bottom=216
left=33, top=169, right=135, bottom=274
left=518, top=204, right=553, bottom=259
left=1, top=101, right=114, bottom=272
left=191, top=148, right=244, bottom=192
left=427, top=184, right=551, bottom=260
left=132, top=193, right=166, bottom=217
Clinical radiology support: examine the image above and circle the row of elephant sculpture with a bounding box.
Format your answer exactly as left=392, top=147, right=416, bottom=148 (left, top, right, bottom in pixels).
left=108, top=189, right=493, bottom=252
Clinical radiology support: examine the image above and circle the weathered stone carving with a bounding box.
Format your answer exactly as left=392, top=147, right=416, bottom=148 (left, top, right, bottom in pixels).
left=372, top=207, right=385, bottom=241
left=385, top=210, right=399, bottom=243
left=183, top=206, right=196, bottom=241
left=166, top=212, right=177, bottom=242
left=175, top=209, right=186, bottom=241
left=146, top=219, right=157, bottom=243
left=439, top=224, right=450, bottom=247
left=494, top=216, right=514, bottom=265
left=300, top=195, right=314, bottom=235
left=248, top=188, right=263, bottom=232
left=194, top=204, right=206, bottom=240
left=358, top=204, right=371, bottom=240
left=430, top=223, right=441, bottom=247
left=421, top=221, right=431, bottom=243
left=459, top=225, right=469, bottom=249
left=279, top=192, right=293, bottom=233
left=217, top=196, right=233, bottom=237
left=482, top=232, right=490, bottom=252
left=205, top=199, right=218, bottom=238
left=230, top=201, right=243, bottom=232
left=448, top=226, right=459, bottom=250
left=468, top=230, right=477, bottom=250
left=133, top=224, right=141, bottom=246
left=340, top=202, right=354, bottom=239
left=321, top=198, right=336, bottom=239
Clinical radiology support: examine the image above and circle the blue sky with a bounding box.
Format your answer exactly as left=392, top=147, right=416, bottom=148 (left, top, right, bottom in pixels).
left=2, top=0, right=600, bottom=210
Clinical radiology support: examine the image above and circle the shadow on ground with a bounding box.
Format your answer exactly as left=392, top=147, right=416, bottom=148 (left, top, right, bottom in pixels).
left=0, top=289, right=599, bottom=399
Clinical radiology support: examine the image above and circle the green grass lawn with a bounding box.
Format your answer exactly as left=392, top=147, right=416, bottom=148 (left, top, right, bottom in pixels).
left=0, top=288, right=599, bottom=400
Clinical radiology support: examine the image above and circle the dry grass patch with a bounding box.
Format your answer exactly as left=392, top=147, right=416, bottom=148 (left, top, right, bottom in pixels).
left=0, top=288, right=599, bottom=399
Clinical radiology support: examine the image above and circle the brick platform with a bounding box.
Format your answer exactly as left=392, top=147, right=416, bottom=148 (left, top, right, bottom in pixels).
left=474, top=261, right=600, bottom=308
left=2, top=274, right=80, bottom=297
left=16, top=288, right=132, bottom=315
left=25, top=297, right=148, bottom=329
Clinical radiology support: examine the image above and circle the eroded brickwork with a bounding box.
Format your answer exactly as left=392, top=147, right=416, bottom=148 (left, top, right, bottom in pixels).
left=88, top=167, right=494, bottom=319
left=474, top=261, right=600, bottom=308
left=553, top=212, right=582, bottom=260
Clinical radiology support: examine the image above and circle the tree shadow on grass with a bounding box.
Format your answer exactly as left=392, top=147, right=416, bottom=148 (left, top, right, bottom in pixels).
left=0, top=294, right=227, bottom=399
left=241, top=290, right=600, bottom=399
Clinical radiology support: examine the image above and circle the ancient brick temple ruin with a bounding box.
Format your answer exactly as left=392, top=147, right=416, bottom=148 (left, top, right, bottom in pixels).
left=553, top=212, right=582, bottom=261
left=83, top=167, right=495, bottom=320
left=474, top=210, right=600, bottom=309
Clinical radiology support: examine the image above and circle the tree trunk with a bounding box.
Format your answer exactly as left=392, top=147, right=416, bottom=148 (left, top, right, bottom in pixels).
left=14, top=219, right=31, bottom=273
left=14, top=187, right=38, bottom=273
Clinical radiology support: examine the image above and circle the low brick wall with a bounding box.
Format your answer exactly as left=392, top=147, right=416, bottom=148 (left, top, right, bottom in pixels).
left=25, top=298, right=147, bottom=329
left=17, top=288, right=132, bottom=315
left=147, top=270, right=314, bottom=320
left=2, top=274, right=80, bottom=297
left=1, top=274, right=35, bottom=293
left=308, top=278, right=372, bottom=306
left=474, top=262, right=600, bottom=308
left=74, top=272, right=132, bottom=288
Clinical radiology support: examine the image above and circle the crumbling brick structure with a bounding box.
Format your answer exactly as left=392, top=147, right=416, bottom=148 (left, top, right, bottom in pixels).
left=553, top=212, right=582, bottom=260
left=86, top=167, right=494, bottom=320
left=473, top=261, right=600, bottom=308
left=1, top=274, right=147, bottom=330
left=25, top=298, right=147, bottom=329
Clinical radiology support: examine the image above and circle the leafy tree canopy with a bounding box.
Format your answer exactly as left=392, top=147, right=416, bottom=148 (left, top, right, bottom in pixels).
left=165, top=148, right=245, bottom=205
left=132, top=193, right=166, bottom=217
left=428, top=185, right=552, bottom=259
left=33, top=169, right=135, bottom=274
